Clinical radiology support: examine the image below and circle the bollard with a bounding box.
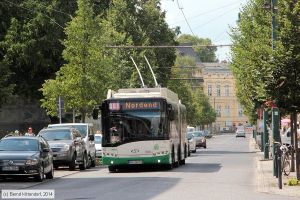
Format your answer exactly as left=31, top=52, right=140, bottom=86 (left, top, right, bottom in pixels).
left=277, top=148, right=282, bottom=189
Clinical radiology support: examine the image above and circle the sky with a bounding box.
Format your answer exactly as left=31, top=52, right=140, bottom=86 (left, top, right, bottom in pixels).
left=160, top=0, right=249, bottom=61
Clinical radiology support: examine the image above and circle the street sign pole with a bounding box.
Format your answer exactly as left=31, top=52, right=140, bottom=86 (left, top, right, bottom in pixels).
left=272, top=107, right=280, bottom=176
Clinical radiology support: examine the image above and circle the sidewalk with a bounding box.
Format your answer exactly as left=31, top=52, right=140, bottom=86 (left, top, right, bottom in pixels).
left=250, top=138, right=300, bottom=198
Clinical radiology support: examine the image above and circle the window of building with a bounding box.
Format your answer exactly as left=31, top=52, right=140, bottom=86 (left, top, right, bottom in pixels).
left=216, top=105, right=221, bottom=117
left=208, top=85, right=212, bottom=96
left=225, top=85, right=229, bottom=96
left=238, top=104, right=243, bottom=117
left=225, top=105, right=230, bottom=116
left=217, top=84, right=221, bottom=96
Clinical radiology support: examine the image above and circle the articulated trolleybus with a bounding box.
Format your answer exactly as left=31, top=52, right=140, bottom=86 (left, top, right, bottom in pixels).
left=100, top=87, right=187, bottom=172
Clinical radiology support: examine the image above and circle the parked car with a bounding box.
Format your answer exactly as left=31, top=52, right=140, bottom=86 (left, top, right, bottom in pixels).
left=94, top=133, right=102, bottom=158
left=38, top=127, right=87, bottom=170
left=0, top=136, right=54, bottom=181
left=203, top=130, right=212, bottom=138
left=48, top=123, right=96, bottom=167
left=193, top=131, right=207, bottom=148
left=236, top=126, right=246, bottom=138
left=187, top=132, right=196, bottom=154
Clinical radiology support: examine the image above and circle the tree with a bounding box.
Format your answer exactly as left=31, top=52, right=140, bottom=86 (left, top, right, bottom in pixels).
left=0, top=0, right=78, bottom=100
left=100, top=0, right=177, bottom=88
left=168, top=54, right=216, bottom=126
left=177, top=34, right=217, bottom=62
left=41, top=0, right=117, bottom=122
left=230, top=0, right=272, bottom=123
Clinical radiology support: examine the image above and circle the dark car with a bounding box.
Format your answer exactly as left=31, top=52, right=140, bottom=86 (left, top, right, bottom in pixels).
left=0, top=136, right=54, bottom=182
left=38, top=128, right=87, bottom=170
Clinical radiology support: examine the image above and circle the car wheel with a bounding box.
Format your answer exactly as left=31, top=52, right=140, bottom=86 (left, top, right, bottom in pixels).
left=204, top=146, right=207, bottom=149
left=79, top=153, right=87, bottom=170
left=69, top=154, right=76, bottom=171
left=46, top=164, right=54, bottom=179
left=35, top=166, right=44, bottom=182
left=90, top=154, right=96, bottom=167
left=193, top=149, right=196, bottom=153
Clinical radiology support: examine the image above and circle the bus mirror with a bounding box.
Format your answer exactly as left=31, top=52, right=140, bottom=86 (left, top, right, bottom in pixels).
left=92, top=107, right=99, bottom=119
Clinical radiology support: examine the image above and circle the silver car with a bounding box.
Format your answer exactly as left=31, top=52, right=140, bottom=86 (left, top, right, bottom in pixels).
left=187, top=132, right=196, bottom=154
left=38, top=128, right=87, bottom=170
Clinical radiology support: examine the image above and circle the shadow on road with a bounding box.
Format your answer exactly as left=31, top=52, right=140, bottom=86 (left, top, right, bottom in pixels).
left=31, top=177, right=180, bottom=200
left=196, top=150, right=256, bottom=155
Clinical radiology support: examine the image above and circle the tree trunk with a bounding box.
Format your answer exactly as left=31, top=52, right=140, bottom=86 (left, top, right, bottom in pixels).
left=81, top=110, right=86, bottom=123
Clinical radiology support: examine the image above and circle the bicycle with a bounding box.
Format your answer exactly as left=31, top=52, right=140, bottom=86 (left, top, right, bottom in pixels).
left=280, top=144, right=293, bottom=176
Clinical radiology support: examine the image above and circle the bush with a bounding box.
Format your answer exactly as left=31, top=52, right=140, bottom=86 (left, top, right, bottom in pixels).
left=288, top=178, right=299, bottom=186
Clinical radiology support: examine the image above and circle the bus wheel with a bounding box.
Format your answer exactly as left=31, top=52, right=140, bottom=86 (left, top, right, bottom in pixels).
left=108, top=166, right=116, bottom=173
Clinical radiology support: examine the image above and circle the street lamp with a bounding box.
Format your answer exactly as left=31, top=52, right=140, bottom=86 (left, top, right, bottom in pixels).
left=263, top=0, right=278, bottom=50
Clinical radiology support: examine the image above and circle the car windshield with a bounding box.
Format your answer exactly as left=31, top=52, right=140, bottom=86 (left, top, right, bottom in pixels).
left=95, top=135, right=102, bottom=144
left=193, top=131, right=204, bottom=137
left=39, top=130, right=72, bottom=141
left=0, top=139, right=39, bottom=151
left=49, top=124, right=87, bottom=137
left=187, top=132, right=194, bottom=140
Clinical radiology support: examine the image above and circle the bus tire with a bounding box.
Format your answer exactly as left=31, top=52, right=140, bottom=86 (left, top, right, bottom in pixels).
left=108, top=166, right=116, bottom=173
left=184, top=144, right=187, bottom=158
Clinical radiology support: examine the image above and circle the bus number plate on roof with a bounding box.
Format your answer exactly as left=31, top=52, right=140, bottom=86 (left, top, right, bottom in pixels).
left=128, top=160, right=143, bottom=164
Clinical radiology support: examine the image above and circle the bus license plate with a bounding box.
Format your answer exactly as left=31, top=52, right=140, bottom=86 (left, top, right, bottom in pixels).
left=2, top=166, right=19, bottom=171
left=128, top=160, right=143, bottom=164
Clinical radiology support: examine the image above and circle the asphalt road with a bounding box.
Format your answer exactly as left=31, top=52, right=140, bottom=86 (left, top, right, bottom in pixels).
left=5, top=134, right=300, bottom=200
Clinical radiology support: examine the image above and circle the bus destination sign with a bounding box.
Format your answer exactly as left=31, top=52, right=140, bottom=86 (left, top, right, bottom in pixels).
left=109, top=101, right=160, bottom=110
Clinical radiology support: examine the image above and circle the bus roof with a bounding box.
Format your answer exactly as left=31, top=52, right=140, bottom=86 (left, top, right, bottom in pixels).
left=107, top=88, right=179, bottom=102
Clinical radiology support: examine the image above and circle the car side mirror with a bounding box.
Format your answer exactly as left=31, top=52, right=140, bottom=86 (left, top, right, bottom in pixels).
left=89, top=134, right=95, bottom=141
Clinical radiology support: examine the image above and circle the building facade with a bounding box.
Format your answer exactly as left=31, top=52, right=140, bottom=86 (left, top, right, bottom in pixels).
left=200, top=62, right=249, bottom=132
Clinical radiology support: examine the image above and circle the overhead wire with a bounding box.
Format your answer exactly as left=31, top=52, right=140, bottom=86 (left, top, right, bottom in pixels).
left=3, top=0, right=72, bottom=17
left=176, top=0, right=196, bottom=36
left=169, top=0, right=240, bottom=26
left=193, top=5, right=240, bottom=31
left=2, top=0, right=66, bottom=30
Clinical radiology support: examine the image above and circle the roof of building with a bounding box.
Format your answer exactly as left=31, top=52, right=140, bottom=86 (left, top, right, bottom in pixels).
left=176, top=43, right=201, bottom=63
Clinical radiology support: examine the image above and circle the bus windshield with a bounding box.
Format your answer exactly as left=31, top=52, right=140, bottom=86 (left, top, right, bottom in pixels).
left=103, top=110, right=167, bottom=145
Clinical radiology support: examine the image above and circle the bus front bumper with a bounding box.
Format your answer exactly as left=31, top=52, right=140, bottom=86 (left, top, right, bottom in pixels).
left=102, top=154, right=170, bottom=166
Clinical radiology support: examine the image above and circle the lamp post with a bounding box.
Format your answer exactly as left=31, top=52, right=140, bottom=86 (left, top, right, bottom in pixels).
left=263, top=0, right=279, bottom=176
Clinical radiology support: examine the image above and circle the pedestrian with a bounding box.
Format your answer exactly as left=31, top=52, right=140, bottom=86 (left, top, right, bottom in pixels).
left=25, top=127, right=35, bottom=136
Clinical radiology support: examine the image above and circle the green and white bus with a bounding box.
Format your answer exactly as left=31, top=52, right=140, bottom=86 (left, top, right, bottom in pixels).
left=98, top=88, right=187, bottom=172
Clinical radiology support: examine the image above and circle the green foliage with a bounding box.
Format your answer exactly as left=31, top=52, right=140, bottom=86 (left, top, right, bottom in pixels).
left=177, top=34, right=217, bottom=62
left=230, top=0, right=300, bottom=122
left=100, top=0, right=177, bottom=88
left=41, top=0, right=115, bottom=121
left=288, top=178, right=299, bottom=186
left=0, top=0, right=78, bottom=100
left=168, top=54, right=216, bottom=126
